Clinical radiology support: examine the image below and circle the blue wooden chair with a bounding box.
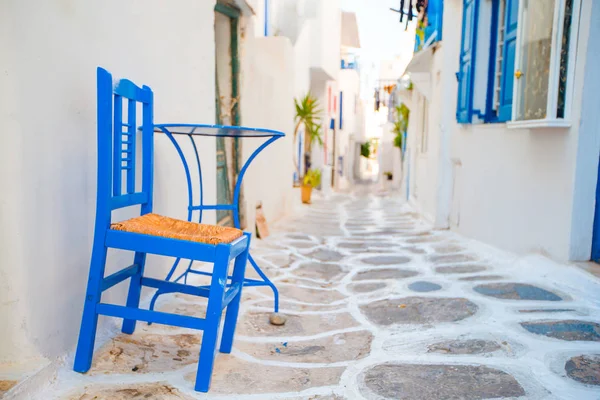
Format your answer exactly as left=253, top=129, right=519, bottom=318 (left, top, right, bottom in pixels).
left=73, top=67, right=251, bottom=392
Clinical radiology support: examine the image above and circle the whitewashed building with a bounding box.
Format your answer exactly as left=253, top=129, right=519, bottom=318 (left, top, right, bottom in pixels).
left=400, top=0, right=600, bottom=262
left=0, top=0, right=297, bottom=385
left=269, top=2, right=365, bottom=194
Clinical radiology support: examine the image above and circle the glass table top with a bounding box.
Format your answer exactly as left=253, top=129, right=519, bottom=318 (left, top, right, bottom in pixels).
left=153, top=124, right=285, bottom=138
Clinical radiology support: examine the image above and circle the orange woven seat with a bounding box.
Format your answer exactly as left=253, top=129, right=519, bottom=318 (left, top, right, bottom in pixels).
left=110, top=213, right=243, bottom=245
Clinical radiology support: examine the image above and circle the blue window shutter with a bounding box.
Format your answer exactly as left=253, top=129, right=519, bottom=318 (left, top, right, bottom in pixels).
left=498, top=0, right=518, bottom=121
left=339, top=91, right=343, bottom=130
left=424, top=0, right=444, bottom=44
left=456, top=0, right=479, bottom=123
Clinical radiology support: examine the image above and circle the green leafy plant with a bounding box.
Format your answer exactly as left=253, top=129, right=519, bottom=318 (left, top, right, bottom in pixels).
left=303, top=168, right=322, bottom=188
left=294, top=93, right=323, bottom=180
left=360, top=141, right=371, bottom=158
left=392, top=104, right=410, bottom=151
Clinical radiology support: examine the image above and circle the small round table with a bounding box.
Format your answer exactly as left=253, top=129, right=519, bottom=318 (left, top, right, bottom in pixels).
left=148, top=124, right=284, bottom=317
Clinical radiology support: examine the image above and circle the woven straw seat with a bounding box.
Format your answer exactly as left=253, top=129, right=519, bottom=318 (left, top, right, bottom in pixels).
left=111, top=213, right=243, bottom=245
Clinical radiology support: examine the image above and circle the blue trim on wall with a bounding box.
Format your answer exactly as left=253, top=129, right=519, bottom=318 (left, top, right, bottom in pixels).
left=592, top=156, right=600, bottom=261
left=264, top=0, right=269, bottom=36
left=498, top=0, right=518, bottom=122
left=456, top=0, right=479, bottom=123
left=484, top=0, right=501, bottom=122
left=339, top=91, right=343, bottom=130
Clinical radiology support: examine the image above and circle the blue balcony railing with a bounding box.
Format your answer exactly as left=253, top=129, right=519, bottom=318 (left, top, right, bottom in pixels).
left=341, top=59, right=358, bottom=70
left=414, top=0, right=443, bottom=52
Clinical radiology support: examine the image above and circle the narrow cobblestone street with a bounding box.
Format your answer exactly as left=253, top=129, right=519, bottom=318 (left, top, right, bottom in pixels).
left=40, top=188, right=600, bottom=400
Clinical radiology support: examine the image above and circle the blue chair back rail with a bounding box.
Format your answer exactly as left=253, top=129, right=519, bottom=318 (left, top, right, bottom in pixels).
left=73, top=67, right=251, bottom=393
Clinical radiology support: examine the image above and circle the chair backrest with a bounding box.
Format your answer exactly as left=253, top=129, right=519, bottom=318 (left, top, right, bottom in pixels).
left=96, top=67, right=154, bottom=221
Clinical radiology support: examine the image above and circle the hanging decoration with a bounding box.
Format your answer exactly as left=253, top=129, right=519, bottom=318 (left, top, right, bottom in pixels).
left=389, top=0, right=417, bottom=29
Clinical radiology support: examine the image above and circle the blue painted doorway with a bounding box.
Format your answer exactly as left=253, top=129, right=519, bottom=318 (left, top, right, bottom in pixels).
left=592, top=156, right=600, bottom=262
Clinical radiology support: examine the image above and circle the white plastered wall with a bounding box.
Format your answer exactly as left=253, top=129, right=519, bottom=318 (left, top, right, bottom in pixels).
left=406, top=0, right=600, bottom=261
left=240, top=33, right=295, bottom=231
left=0, top=0, right=217, bottom=365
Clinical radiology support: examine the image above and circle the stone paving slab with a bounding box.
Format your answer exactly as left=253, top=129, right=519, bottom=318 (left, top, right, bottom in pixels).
left=360, top=297, right=478, bottom=326
left=17, top=188, right=600, bottom=400
left=185, top=357, right=345, bottom=395
left=238, top=312, right=361, bottom=337
left=360, top=363, right=525, bottom=399
left=236, top=330, right=373, bottom=363
left=565, top=354, right=600, bottom=386
left=65, top=383, right=195, bottom=400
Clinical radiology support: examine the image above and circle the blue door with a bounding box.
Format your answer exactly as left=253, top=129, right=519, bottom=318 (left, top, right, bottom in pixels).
left=592, top=156, right=600, bottom=262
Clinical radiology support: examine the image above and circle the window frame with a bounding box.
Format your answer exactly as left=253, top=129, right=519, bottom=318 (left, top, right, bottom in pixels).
left=508, top=0, right=581, bottom=129
left=455, top=0, right=581, bottom=128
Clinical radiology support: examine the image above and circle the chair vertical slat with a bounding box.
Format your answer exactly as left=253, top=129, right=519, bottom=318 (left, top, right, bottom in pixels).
left=113, top=95, right=123, bottom=196
left=141, top=86, right=154, bottom=215
left=96, top=68, right=113, bottom=219
left=126, top=98, right=136, bottom=193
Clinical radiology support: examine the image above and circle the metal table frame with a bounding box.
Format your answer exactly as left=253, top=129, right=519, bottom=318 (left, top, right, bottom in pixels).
left=148, top=123, right=284, bottom=315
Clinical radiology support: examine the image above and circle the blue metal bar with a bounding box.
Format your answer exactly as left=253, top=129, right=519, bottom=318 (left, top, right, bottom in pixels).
left=141, top=277, right=210, bottom=298
left=190, top=204, right=237, bottom=211
left=189, top=134, right=204, bottom=222
left=101, top=264, right=139, bottom=292
left=158, top=126, right=194, bottom=221
left=96, top=303, right=205, bottom=330
left=232, top=136, right=281, bottom=228
left=243, top=280, right=272, bottom=287
left=185, top=269, right=264, bottom=286
left=248, top=254, right=279, bottom=312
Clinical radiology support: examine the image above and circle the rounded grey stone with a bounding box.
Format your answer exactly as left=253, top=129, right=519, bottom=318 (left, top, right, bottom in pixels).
left=436, top=265, right=488, bottom=274
left=458, top=275, right=505, bottom=281
left=308, top=249, right=344, bottom=262
left=521, top=320, right=600, bottom=341
left=408, top=281, right=442, bottom=292
left=428, top=339, right=502, bottom=355
left=349, top=282, right=387, bottom=293
left=474, top=283, right=562, bottom=301
left=293, top=262, right=345, bottom=281
left=288, top=241, right=317, bottom=249
left=353, top=268, right=418, bottom=281
left=361, top=255, right=411, bottom=265
left=286, top=234, right=313, bottom=241
left=361, top=363, right=525, bottom=399
left=432, top=244, right=466, bottom=254
left=565, top=354, right=600, bottom=386
left=429, top=253, right=479, bottom=263
left=338, top=242, right=367, bottom=249
left=360, top=297, right=478, bottom=326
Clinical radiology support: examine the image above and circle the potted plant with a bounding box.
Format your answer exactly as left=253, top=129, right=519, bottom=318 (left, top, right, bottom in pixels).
left=293, top=93, right=323, bottom=187
left=302, top=168, right=321, bottom=204
left=384, top=171, right=393, bottom=181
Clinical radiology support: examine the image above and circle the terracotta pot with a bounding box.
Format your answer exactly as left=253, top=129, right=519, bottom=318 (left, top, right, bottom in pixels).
left=301, top=185, right=313, bottom=204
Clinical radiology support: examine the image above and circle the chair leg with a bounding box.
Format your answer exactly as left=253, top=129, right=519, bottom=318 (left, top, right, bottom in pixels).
left=220, top=233, right=251, bottom=354
left=122, top=251, right=147, bottom=334
left=194, top=244, right=229, bottom=393
left=73, top=243, right=108, bottom=373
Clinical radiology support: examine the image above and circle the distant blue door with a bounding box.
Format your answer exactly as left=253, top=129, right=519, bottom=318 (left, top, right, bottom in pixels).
left=592, top=156, right=600, bottom=262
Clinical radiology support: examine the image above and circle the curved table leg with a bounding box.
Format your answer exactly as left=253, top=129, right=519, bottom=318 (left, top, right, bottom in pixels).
left=247, top=254, right=279, bottom=313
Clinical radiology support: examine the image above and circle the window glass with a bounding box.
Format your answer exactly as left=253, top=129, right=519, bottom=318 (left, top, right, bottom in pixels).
left=557, top=0, right=573, bottom=118
left=515, top=0, right=556, bottom=121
